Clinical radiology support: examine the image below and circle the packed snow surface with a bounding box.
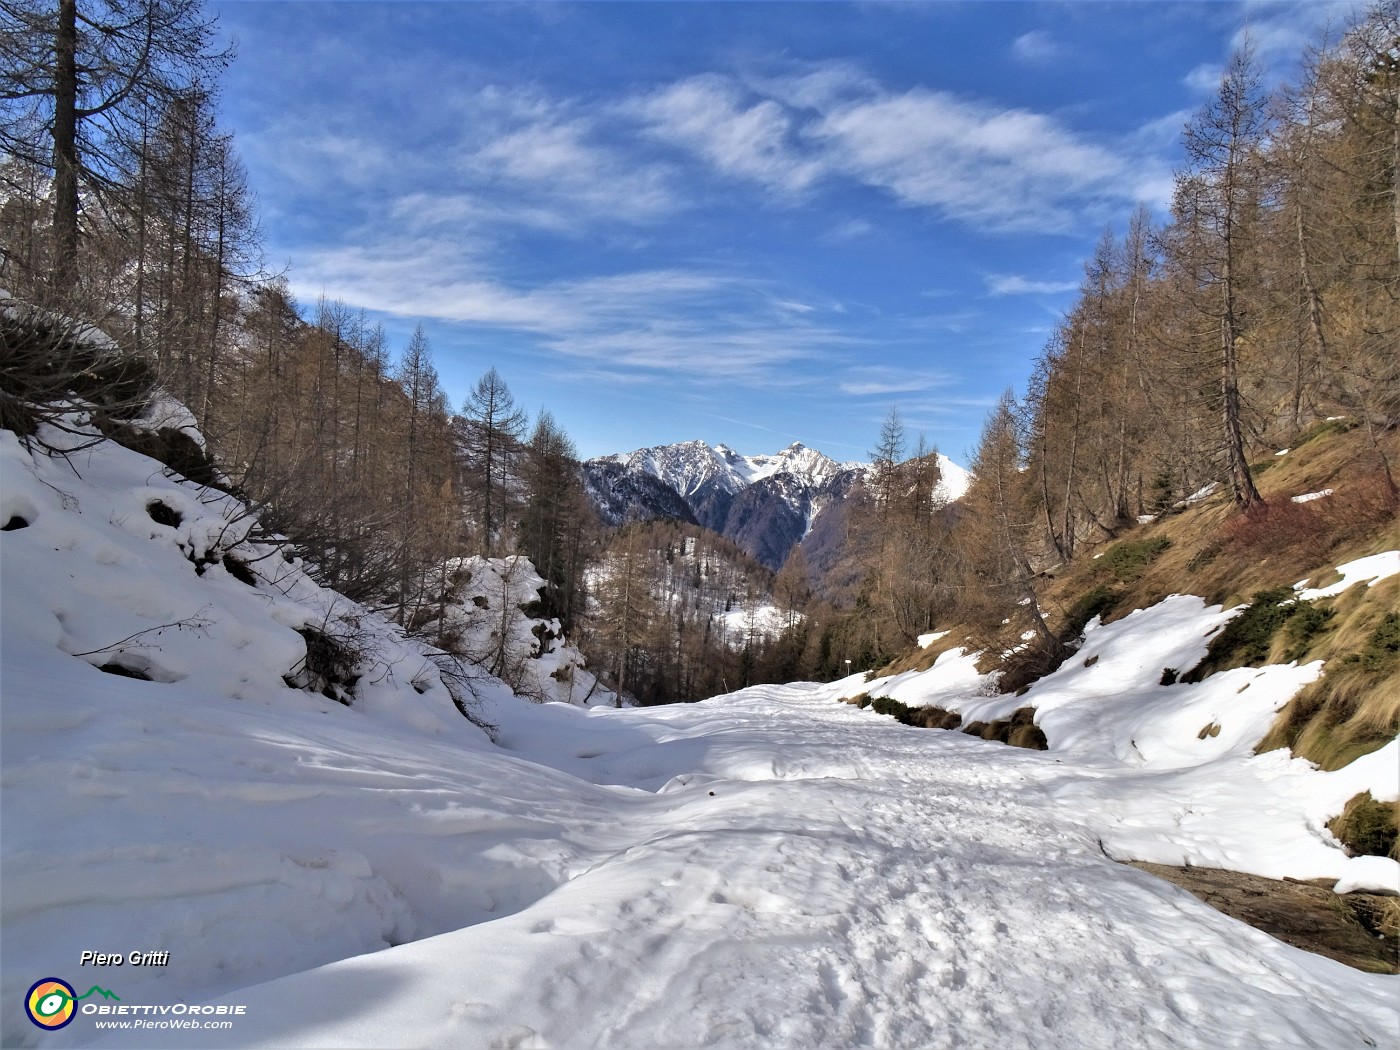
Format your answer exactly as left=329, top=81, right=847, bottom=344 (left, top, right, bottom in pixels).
left=8, top=682, right=1395, bottom=1050
left=2, top=419, right=1397, bottom=1049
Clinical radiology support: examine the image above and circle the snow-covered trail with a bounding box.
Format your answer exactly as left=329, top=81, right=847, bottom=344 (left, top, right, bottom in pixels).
left=79, top=684, right=1396, bottom=1050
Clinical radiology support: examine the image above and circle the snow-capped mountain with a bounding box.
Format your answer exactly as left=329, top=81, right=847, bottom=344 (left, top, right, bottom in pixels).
left=598, top=440, right=855, bottom=502
left=583, top=440, right=970, bottom=570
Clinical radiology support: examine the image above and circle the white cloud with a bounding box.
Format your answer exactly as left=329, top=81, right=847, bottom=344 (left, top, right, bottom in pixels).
left=285, top=240, right=847, bottom=382
left=633, top=70, right=1150, bottom=231
left=240, top=124, right=396, bottom=195
left=813, top=88, right=1136, bottom=232
left=400, top=63, right=1176, bottom=244
left=1135, top=107, right=1195, bottom=146
left=1011, top=30, right=1062, bottom=64
left=827, top=218, right=873, bottom=241
left=466, top=112, right=679, bottom=228
left=1229, top=1, right=1359, bottom=66
left=1184, top=62, right=1224, bottom=95
left=632, top=74, right=827, bottom=196
left=985, top=274, right=1079, bottom=296
left=839, top=367, right=953, bottom=397
left=751, top=63, right=878, bottom=112
left=478, top=124, right=670, bottom=212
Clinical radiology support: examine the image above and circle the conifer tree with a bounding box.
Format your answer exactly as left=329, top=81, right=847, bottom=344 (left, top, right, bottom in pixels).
left=460, top=367, right=527, bottom=556
left=1173, top=44, right=1270, bottom=509
left=0, top=0, right=229, bottom=296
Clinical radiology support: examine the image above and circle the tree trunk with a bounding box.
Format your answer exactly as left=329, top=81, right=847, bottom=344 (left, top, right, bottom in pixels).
left=1219, top=158, right=1262, bottom=511
left=1293, top=204, right=1327, bottom=432
left=134, top=124, right=149, bottom=354
left=51, top=0, right=80, bottom=293
left=1392, top=84, right=1399, bottom=269
left=1220, top=300, right=1262, bottom=508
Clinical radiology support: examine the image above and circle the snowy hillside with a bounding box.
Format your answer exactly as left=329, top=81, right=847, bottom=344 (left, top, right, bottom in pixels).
left=847, top=583, right=1400, bottom=890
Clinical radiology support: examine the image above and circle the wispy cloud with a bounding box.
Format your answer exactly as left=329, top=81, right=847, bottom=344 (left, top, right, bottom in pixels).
left=1011, top=30, right=1062, bottom=64
left=839, top=366, right=954, bottom=397
left=630, top=65, right=1164, bottom=232
left=631, top=74, right=827, bottom=196
left=827, top=218, right=873, bottom=241
left=814, top=89, right=1141, bottom=233
left=286, top=240, right=848, bottom=382
left=985, top=274, right=1078, bottom=296
left=1230, top=1, right=1358, bottom=67
left=1184, top=62, right=1224, bottom=95
left=468, top=116, right=679, bottom=227
left=239, top=123, right=397, bottom=197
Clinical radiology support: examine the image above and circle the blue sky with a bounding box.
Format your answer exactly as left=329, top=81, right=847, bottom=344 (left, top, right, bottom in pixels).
left=210, top=0, right=1360, bottom=463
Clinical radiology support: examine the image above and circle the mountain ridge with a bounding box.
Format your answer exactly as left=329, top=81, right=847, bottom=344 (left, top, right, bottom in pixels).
left=582, top=439, right=970, bottom=569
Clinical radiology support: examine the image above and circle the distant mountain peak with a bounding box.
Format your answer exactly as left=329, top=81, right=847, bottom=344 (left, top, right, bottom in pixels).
left=582, top=438, right=970, bottom=569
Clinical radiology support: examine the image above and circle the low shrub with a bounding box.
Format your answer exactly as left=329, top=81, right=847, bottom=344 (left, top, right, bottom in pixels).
left=286, top=622, right=365, bottom=705
left=913, top=706, right=963, bottom=730
left=0, top=304, right=158, bottom=440
left=1099, top=536, right=1172, bottom=583
left=1283, top=602, right=1336, bottom=662
left=863, top=694, right=960, bottom=729
left=871, top=695, right=911, bottom=722
left=1293, top=417, right=1356, bottom=447
left=99, top=422, right=226, bottom=490
left=1223, top=501, right=1327, bottom=559
left=1183, top=587, right=1303, bottom=682
left=1350, top=613, right=1400, bottom=676
left=1062, top=585, right=1120, bottom=639
left=1185, top=541, right=1223, bottom=574
left=996, top=642, right=1071, bottom=696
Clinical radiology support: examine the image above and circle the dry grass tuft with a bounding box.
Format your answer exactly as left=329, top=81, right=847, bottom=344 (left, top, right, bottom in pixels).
left=1256, top=578, right=1400, bottom=769
left=1327, top=792, right=1400, bottom=861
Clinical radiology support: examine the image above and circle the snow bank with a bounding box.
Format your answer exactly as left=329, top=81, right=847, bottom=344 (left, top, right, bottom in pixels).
left=1296, top=551, right=1400, bottom=600
left=1291, top=488, right=1333, bottom=504
left=1335, top=853, right=1400, bottom=896
left=0, top=420, right=487, bottom=737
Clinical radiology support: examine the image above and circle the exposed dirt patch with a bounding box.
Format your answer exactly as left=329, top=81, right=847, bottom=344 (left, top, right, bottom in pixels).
left=1128, top=861, right=1398, bottom=974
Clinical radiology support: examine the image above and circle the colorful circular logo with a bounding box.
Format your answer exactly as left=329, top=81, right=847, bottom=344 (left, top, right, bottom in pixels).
left=25, top=978, right=77, bottom=1030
